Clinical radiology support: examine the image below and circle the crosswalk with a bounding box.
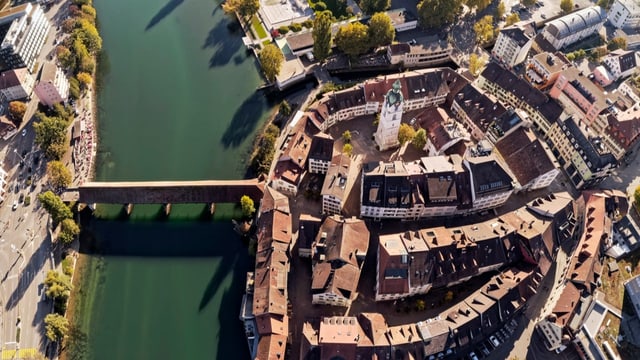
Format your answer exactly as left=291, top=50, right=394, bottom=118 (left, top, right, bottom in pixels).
left=1, top=348, right=40, bottom=359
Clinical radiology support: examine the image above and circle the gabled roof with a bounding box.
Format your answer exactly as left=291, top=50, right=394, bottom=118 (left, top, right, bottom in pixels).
left=499, top=20, right=536, bottom=46
left=465, top=155, right=514, bottom=197
left=495, top=127, right=558, bottom=186
left=308, top=132, right=334, bottom=162
left=255, top=334, right=287, bottom=360
left=544, top=6, right=606, bottom=40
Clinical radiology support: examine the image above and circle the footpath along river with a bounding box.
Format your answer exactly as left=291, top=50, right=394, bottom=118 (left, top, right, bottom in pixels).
left=67, top=0, right=272, bottom=358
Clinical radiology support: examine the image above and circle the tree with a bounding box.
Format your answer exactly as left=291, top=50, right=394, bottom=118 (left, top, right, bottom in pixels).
left=398, top=123, right=416, bottom=144
left=560, top=0, right=573, bottom=13
left=47, top=161, right=72, bottom=189
left=61, top=18, right=76, bottom=33
left=521, top=0, right=536, bottom=6
left=590, top=46, right=607, bottom=62
left=466, top=0, right=491, bottom=11
left=74, top=19, right=102, bottom=54
left=279, top=100, right=292, bottom=117
left=76, top=72, right=92, bottom=90
left=468, top=53, right=487, bottom=76
left=473, top=15, right=496, bottom=45
left=417, top=0, right=462, bottom=28
left=240, top=195, right=256, bottom=217
left=342, top=130, right=351, bottom=143
left=68, top=77, right=81, bottom=100
left=8, top=101, right=27, bottom=122
left=58, top=219, right=80, bottom=244
left=444, top=290, right=454, bottom=302
left=608, top=37, right=627, bottom=51
left=80, top=4, right=96, bottom=23
left=342, top=143, right=353, bottom=156
left=359, top=0, right=390, bottom=14
left=495, top=2, right=506, bottom=19
left=367, top=12, right=395, bottom=48
left=44, top=314, right=69, bottom=342
left=634, top=186, right=640, bottom=211
left=335, top=22, right=370, bottom=58
left=258, top=44, right=284, bottom=82
left=412, top=128, right=427, bottom=150
left=313, top=11, right=333, bottom=62
left=33, top=113, right=70, bottom=160
left=505, top=12, right=520, bottom=26
left=222, top=0, right=260, bottom=19
left=56, top=46, right=75, bottom=70
left=44, top=270, right=73, bottom=300
left=598, top=0, right=612, bottom=8
left=38, top=191, right=73, bottom=224
left=415, top=299, right=426, bottom=311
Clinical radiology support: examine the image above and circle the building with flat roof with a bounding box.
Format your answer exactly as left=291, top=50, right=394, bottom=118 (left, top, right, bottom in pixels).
left=492, top=20, right=536, bottom=68
left=608, top=0, right=640, bottom=29
left=625, top=274, right=640, bottom=318
left=0, top=67, right=33, bottom=102
left=308, top=132, right=334, bottom=174
left=602, top=49, right=638, bottom=81
left=34, top=62, right=69, bottom=107
left=541, top=6, right=606, bottom=50
left=321, top=153, right=355, bottom=216
left=0, top=3, right=50, bottom=71
left=525, top=52, right=571, bottom=90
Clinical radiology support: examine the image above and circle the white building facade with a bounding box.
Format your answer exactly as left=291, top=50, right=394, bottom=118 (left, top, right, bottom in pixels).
left=608, top=0, right=640, bottom=29
left=375, top=80, right=404, bottom=150
left=34, top=62, right=69, bottom=107
left=541, top=6, right=606, bottom=50
left=0, top=3, right=50, bottom=70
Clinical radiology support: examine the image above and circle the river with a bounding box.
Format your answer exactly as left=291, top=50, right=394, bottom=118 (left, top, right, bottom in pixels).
left=69, top=0, right=271, bottom=358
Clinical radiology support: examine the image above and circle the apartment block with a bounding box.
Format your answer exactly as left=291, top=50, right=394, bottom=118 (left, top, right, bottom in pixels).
left=541, top=6, right=606, bottom=50
left=0, top=67, right=34, bottom=101
left=608, top=0, right=640, bottom=29
left=492, top=21, right=536, bottom=68
left=0, top=3, right=50, bottom=71
left=34, top=62, right=69, bottom=107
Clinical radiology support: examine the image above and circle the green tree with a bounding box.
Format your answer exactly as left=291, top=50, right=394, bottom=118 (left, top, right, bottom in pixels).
left=597, top=0, right=612, bottom=8
left=8, top=101, right=27, bottom=122
left=38, top=191, right=73, bottom=224
left=56, top=46, right=75, bottom=70
left=74, top=19, right=102, bottom=53
left=359, top=0, right=390, bottom=15
left=634, top=186, right=640, bottom=211
left=251, top=124, right=280, bottom=174
left=33, top=113, right=70, bottom=160
left=313, top=11, right=333, bottom=62
left=412, top=128, right=427, bottom=150
left=398, top=123, right=416, bottom=144
left=468, top=53, right=487, bottom=76
left=466, top=0, right=491, bottom=11
left=61, top=18, right=76, bottom=33
left=80, top=4, right=96, bottom=23
left=258, top=44, right=284, bottom=82
left=76, top=72, right=92, bottom=90
left=590, top=46, right=607, bottom=62
left=415, top=299, right=426, bottom=311
left=495, top=2, right=506, bottom=19
left=444, top=290, right=454, bottom=302
left=68, top=77, right=81, bottom=100
left=474, top=15, right=496, bottom=45
left=342, top=130, right=351, bottom=143
left=223, top=0, right=260, bottom=19
left=608, top=37, right=627, bottom=51
left=47, top=161, right=72, bottom=189
left=279, top=100, right=292, bottom=117
left=505, top=12, right=520, bottom=26
left=417, top=0, right=462, bottom=28
left=367, top=12, right=395, bottom=48
left=560, top=0, right=573, bottom=13
left=59, top=219, right=80, bottom=244
left=240, top=195, right=256, bottom=217
left=342, top=143, right=353, bottom=156
left=44, top=314, right=69, bottom=342
left=44, top=270, right=73, bottom=300
left=521, top=0, right=536, bottom=6
left=335, top=22, right=370, bottom=58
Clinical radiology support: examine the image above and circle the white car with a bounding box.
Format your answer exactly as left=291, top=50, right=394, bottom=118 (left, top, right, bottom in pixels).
left=469, top=351, right=479, bottom=360
left=12, top=200, right=18, bottom=210
left=21, top=129, right=26, bottom=137
left=489, top=335, right=500, bottom=347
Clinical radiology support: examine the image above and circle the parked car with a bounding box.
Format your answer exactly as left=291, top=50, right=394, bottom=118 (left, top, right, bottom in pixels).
left=469, top=351, right=479, bottom=360
left=12, top=201, right=18, bottom=211
left=19, top=193, right=24, bottom=203
left=489, top=335, right=500, bottom=348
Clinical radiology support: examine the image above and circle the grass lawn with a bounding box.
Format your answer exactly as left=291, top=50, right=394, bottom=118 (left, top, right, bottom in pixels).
left=251, top=16, right=268, bottom=39
left=595, top=312, right=621, bottom=357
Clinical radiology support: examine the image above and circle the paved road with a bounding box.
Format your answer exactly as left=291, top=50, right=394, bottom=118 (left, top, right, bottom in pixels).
left=0, top=0, right=71, bottom=355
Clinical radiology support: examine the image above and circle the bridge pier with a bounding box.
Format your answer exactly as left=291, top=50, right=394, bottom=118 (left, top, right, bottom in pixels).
left=163, top=203, right=171, bottom=216
left=209, top=203, right=216, bottom=215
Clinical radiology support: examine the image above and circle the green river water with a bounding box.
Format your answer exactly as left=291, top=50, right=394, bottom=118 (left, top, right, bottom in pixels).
left=71, top=0, right=271, bottom=358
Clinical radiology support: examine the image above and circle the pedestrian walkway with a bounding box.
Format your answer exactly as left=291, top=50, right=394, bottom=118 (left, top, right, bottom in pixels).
left=1, top=348, right=41, bottom=359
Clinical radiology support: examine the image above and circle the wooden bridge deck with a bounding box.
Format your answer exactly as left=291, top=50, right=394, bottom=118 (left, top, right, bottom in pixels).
left=69, top=179, right=265, bottom=204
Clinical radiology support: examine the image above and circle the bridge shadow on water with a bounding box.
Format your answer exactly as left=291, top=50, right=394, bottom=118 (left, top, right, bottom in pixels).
left=145, top=0, right=185, bottom=31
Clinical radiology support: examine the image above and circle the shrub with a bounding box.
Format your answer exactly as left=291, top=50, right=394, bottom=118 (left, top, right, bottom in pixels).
left=278, top=25, right=290, bottom=34
left=302, top=19, right=313, bottom=28
left=290, top=23, right=303, bottom=32
left=24, top=196, right=30, bottom=206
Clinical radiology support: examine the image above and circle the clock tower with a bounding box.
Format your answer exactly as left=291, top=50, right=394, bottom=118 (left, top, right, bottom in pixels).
left=375, top=79, right=404, bottom=151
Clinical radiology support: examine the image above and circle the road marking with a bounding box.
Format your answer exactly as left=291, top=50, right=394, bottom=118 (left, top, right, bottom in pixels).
left=2, top=348, right=40, bottom=359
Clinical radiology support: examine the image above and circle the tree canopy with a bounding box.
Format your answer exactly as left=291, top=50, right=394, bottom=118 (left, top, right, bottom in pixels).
left=560, top=0, right=573, bottom=13
left=47, top=161, right=72, bottom=189
left=222, top=0, right=260, bottom=19
left=412, top=128, right=427, bottom=150
left=8, top=101, right=27, bottom=122
left=44, top=270, right=73, bottom=300
left=33, top=112, right=71, bottom=160
left=468, top=53, right=487, bottom=76
left=335, top=22, right=370, bottom=58
left=45, top=314, right=69, bottom=342
left=608, top=37, right=627, bottom=51
left=398, top=123, right=416, bottom=144
left=342, top=143, right=353, bottom=156
left=367, top=12, right=395, bottom=48
left=258, top=44, right=284, bottom=82
left=58, top=219, right=80, bottom=244
left=313, top=11, right=333, bottom=62
left=495, top=2, right=506, bottom=19
left=634, top=186, right=640, bottom=211
left=38, top=191, right=73, bottom=224
left=76, top=72, right=92, bottom=89
left=240, top=195, right=256, bottom=217
left=359, top=0, right=390, bottom=15
left=466, top=0, right=491, bottom=11
left=417, top=0, right=461, bottom=28
left=505, top=12, right=520, bottom=26
left=473, top=15, right=496, bottom=45
left=521, top=0, right=536, bottom=6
